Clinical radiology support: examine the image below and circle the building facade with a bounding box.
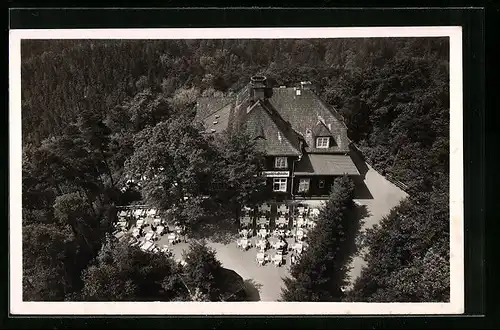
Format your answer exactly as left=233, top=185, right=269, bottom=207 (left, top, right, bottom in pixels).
left=195, top=75, right=360, bottom=199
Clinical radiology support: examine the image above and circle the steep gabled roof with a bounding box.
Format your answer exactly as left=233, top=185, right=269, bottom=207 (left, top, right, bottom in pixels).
left=267, top=87, right=349, bottom=153
left=244, top=101, right=301, bottom=156
left=312, top=120, right=333, bottom=137
left=195, top=81, right=352, bottom=155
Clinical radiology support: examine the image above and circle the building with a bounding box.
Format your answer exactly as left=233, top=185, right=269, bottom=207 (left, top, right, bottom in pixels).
left=195, top=75, right=360, bottom=199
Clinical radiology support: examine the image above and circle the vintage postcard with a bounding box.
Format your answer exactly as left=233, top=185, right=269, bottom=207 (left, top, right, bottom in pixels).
left=9, top=26, right=463, bottom=315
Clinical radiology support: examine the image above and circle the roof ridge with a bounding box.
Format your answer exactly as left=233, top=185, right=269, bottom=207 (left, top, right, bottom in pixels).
left=200, top=97, right=235, bottom=120
left=258, top=100, right=301, bottom=155
left=311, top=91, right=348, bottom=129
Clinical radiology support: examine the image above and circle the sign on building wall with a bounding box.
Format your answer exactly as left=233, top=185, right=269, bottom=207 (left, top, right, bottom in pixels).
left=261, top=171, right=290, bottom=177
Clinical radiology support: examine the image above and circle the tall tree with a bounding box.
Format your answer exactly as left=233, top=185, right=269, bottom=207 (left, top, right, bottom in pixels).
left=80, top=236, right=188, bottom=301
left=124, top=116, right=217, bottom=226
left=22, top=223, right=77, bottom=301
left=211, top=130, right=268, bottom=214
left=346, top=189, right=449, bottom=302
left=281, top=176, right=356, bottom=301
left=181, top=240, right=224, bottom=301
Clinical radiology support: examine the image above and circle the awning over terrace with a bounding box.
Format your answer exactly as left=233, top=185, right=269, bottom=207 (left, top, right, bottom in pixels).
left=294, top=154, right=360, bottom=176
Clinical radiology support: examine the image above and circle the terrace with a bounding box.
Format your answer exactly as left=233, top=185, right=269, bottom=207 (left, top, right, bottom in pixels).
left=111, top=160, right=408, bottom=301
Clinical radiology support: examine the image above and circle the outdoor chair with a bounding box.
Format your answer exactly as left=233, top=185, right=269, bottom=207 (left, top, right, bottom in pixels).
left=256, top=253, right=265, bottom=266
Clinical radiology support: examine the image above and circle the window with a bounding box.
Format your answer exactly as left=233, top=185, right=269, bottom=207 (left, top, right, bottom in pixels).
left=318, top=180, right=325, bottom=189
left=273, top=178, right=287, bottom=192
left=316, top=137, right=330, bottom=148
left=298, top=178, right=310, bottom=193
left=275, top=157, right=288, bottom=169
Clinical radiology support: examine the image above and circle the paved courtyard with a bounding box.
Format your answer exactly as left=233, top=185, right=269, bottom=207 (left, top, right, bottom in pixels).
left=159, top=236, right=294, bottom=301
left=348, top=163, right=409, bottom=287
left=157, top=163, right=408, bottom=301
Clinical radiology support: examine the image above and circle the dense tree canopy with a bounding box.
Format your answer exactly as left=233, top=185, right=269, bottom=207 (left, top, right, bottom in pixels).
left=346, top=187, right=450, bottom=302
left=211, top=130, right=269, bottom=210
left=281, top=176, right=356, bottom=301
left=80, top=236, right=188, bottom=301
left=21, top=38, right=449, bottom=302
left=181, top=240, right=224, bottom=301
left=123, top=116, right=217, bottom=224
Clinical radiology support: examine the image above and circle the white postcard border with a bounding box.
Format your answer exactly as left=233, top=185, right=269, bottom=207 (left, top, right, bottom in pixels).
left=9, top=26, right=464, bottom=315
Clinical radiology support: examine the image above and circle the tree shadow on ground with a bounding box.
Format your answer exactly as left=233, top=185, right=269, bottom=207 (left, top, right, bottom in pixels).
left=189, top=215, right=239, bottom=245
left=243, top=279, right=262, bottom=301
left=337, top=204, right=371, bottom=286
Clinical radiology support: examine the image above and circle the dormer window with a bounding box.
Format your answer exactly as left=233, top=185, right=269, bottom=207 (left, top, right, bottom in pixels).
left=275, top=157, right=288, bottom=169
left=316, top=137, right=330, bottom=148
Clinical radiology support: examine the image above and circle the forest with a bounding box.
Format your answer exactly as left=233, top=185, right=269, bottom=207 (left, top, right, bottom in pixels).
left=21, top=37, right=450, bottom=302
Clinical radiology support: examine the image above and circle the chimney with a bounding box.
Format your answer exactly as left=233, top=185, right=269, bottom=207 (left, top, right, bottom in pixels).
left=250, top=75, right=268, bottom=101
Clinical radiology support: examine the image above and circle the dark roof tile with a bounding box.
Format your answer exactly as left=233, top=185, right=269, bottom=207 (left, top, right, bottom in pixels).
left=244, top=101, right=301, bottom=156
left=195, top=82, right=351, bottom=155
left=268, top=87, right=349, bottom=152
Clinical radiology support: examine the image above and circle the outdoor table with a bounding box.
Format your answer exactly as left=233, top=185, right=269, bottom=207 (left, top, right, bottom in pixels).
left=258, top=204, right=271, bottom=213
left=145, top=231, right=156, bottom=241
left=153, top=218, right=161, bottom=226
left=132, top=228, right=140, bottom=238
left=240, top=216, right=252, bottom=225
left=278, top=204, right=288, bottom=212
left=156, top=226, right=165, bottom=235
left=136, top=219, right=144, bottom=228
left=256, top=252, right=266, bottom=265
left=140, top=240, right=154, bottom=252
left=168, top=233, right=178, bottom=244
left=273, top=254, right=283, bottom=267
left=293, top=243, right=303, bottom=253
left=238, top=238, right=250, bottom=250
left=257, top=216, right=268, bottom=225
left=257, top=239, right=268, bottom=251
left=277, top=216, right=287, bottom=225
